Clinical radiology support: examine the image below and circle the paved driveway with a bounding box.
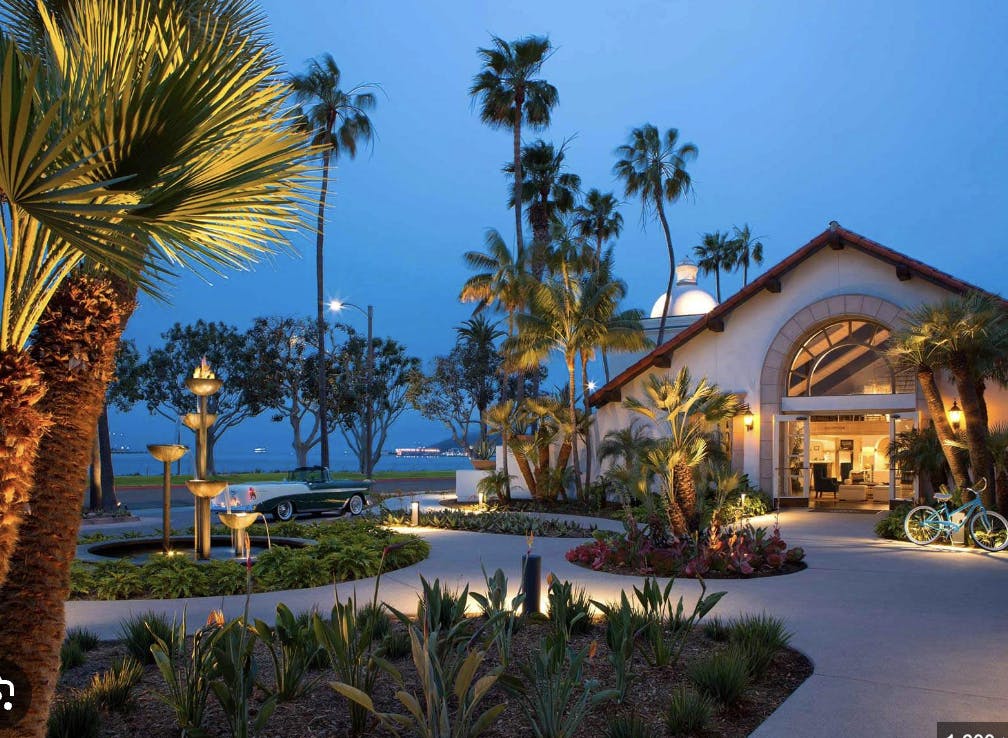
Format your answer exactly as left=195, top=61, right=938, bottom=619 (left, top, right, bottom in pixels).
left=67, top=509, right=1008, bottom=737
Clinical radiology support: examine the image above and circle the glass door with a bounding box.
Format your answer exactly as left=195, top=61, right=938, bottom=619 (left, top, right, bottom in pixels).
left=778, top=417, right=810, bottom=498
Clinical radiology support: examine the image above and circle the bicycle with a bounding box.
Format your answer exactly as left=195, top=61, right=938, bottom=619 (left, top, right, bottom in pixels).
left=903, top=478, right=1008, bottom=552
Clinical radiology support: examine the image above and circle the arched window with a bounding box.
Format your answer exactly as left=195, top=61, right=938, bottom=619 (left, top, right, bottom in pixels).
left=787, top=320, right=904, bottom=397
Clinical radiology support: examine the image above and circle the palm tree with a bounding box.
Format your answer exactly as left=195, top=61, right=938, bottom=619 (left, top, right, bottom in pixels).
left=729, top=223, right=765, bottom=286
left=505, top=138, right=581, bottom=277
left=455, top=315, right=504, bottom=443
left=692, top=231, right=732, bottom=302
left=572, top=188, right=623, bottom=265
left=987, top=424, right=1008, bottom=514
left=506, top=244, right=648, bottom=500
left=290, top=54, right=377, bottom=469
left=598, top=419, right=656, bottom=504
left=0, top=2, right=307, bottom=732
left=470, top=35, right=558, bottom=259
left=614, top=125, right=697, bottom=345
left=624, top=368, right=739, bottom=535
left=887, top=423, right=950, bottom=502
left=483, top=400, right=517, bottom=502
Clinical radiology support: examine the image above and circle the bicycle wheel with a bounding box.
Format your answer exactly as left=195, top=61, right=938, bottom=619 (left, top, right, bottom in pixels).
left=969, top=510, right=1008, bottom=552
left=904, top=505, right=942, bottom=545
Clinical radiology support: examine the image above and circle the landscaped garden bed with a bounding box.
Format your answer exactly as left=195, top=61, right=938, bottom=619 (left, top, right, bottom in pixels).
left=53, top=573, right=812, bottom=737
left=381, top=507, right=598, bottom=537
left=70, top=519, right=428, bottom=600
left=567, top=523, right=806, bottom=578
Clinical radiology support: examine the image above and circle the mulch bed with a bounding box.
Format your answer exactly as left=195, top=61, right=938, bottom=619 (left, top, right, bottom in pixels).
left=58, top=616, right=812, bottom=737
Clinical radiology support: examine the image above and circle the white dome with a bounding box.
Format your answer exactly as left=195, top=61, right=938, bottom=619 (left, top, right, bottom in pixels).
left=671, top=288, right=717, bottom=316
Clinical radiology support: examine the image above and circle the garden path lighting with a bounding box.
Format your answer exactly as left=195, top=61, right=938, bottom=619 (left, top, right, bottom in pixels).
left=948, top=400, right=962, bottom=431
left=329, top=300, right=375, bottom=477
left=410, top=499, right=420, bottom=526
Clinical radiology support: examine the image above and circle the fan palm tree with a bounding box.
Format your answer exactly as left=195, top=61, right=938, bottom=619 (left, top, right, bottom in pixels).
left=729, top=223, right=764, bottom=286
left=624, top=368, right=739, bottom=535
left=987, top=423, right=1008, bottom=513
left=470, top=35, right=558, bottom=259
left=505, top=138, right=581, bottom=277
left=572, top=188, right=623, bottom=265
left=614, top=125, right=697, bottom=345
left=887, top=424, right=951, bottom=503
left=483, top=400, right=518, bottom=502
left=598, top=420, right=656, bottom=504
left=290, top=54, right=377, bottom=469
left=0, top=2, right=307, bottom=732
left=692, top=230, right=732, bottom=302
left=456, top=315, right=504, bottom=443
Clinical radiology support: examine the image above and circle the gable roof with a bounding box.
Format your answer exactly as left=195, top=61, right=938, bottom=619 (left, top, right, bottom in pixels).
left=588, top=221, right=991, bottom=407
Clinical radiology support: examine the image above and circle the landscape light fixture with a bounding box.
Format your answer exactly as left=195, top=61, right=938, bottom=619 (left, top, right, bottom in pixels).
left=743, top=408, right=754, bottom=432
left=949, top=400, right=962, bottom=431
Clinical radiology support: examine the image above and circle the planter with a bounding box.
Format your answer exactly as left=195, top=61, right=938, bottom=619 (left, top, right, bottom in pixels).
left=471, top=459, right=495, bottom=471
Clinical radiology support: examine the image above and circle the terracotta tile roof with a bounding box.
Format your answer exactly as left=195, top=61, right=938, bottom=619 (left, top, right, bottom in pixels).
left=588, top=221, right=992, bottom=407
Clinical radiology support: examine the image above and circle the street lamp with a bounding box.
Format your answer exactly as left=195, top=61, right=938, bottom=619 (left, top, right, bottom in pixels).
left=329, top=300, right=375, bottom=477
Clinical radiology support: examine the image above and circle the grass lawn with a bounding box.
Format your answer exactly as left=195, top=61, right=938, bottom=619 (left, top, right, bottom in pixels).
left=115, top=469, right=454, bottom=487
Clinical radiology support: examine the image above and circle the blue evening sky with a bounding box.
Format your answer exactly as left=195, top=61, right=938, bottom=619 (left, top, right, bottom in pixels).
left=115, top=0, right=1008, bottom=465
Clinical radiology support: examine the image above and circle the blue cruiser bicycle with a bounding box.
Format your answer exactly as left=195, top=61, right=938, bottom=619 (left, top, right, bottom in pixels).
left=903, top=478, right=1008, bottom=551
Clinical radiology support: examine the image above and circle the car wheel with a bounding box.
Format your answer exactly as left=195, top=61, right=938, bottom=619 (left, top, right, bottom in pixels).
left=275, top=501, right=295, bottom=522
left=348, top=494, right=365, bottom=516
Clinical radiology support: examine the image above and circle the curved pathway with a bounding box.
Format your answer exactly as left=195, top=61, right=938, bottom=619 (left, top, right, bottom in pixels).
left=66, top=509, right=1008, bottom=737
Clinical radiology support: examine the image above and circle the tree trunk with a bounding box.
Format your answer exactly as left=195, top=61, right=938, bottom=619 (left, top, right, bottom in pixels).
left=89, top=432, right=102, bottom=510
left=950, top=359, right=996, bottom=507
left=316, top=148, right=332, bottom=469
left=511, top=438, right=536, bottom=499
left=0, top=350, right=49, bottom=591
left=0, top=275, right=132, bottom=738
left=674, top=461, right=699, bottom=534
left=662, top=466, right=688, bottom=538
left=655, top=199, right=675, bottom=346
left=917, top=366, right=971, bottom=490
left=581, top=355, right=593, bottom=488
left=714, top=268, right=721, bottom=302
left=97, top=409, right=118, bottom=513
left=568, top=360, right=583, bottom=501
left=512, top=88, right=525, bottom=258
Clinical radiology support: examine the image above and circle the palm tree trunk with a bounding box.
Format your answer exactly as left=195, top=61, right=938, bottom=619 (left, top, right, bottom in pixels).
left=316, top=148, right=332, bottom=469
left=567, top=360, right=583, bottom=501
left=580, top=354, right=593, bottom=489
left=89, top=432, right=102, bottom=510
left=662, top=466, right=688, bottom=538
left=917, top=366, right=971, bottom=490
left=655, top=199, right=675, bottom=346
left=0, top=275, right=132, bottom=738
left=0, top=350, right=49, bottom=591
left=950, top=359, right=996, bottom=507
left=512, top=89, right=525, bottom=257
left=674, top=461, right=699, bottom=533
left=714, top=268, right=721, bottom=302
left=97, top=409, right=118, bottom=513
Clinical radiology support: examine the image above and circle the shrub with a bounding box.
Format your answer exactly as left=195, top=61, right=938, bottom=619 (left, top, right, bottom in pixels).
left=121, top=611, right=183, bottom=665
left=151, top=611, right=222, bottom=736
left=703, top=615, right=730, bottom=642
left=470, top=566, right=524, bottom=666
left=356, top=603, right=391, bottom=642
left=87, top=657, right=143, bottom=713
left=255, top=546, right=330, bottom=590
left=381, top=629, right=411, bottom=659
left=211, top=618, right=276, bottom=738
left=69, top=561, right=98, bottom=599
left=65, top=627, right=100, bottom=652
left=143, top=555, right=209, bottom=599
left=729, top=613, right=792, bottom=652
left=252, top=603, right=321, bottom=702
left=92, top=559, right=143, bottom=600
left=547, top=577, right=593, bottom=642
left=875, top=503, right=912, bottom=540
left=665, top=687, right=713, bottom=737
left=688, top=647, right=750, bottom=705
left=59, top=639, right=86, bottom=673
left=632, top=577, right=725, bottom=667
left=734, top=638, right=778, bottom=679
left=592, top=592, right=639, bottom=702
left=47, top=693, right=100, bottom=738
left=605, top=714, right=658, bottom=738
left=382, top=508, right=595, bottom=538
left=203, top=560, right=247, bottom=595
left=415, top=576, right=469, bottom=634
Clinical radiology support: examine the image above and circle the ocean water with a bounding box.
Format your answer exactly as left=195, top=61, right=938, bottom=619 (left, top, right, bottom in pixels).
left=113, top=450, right=470, bottom=477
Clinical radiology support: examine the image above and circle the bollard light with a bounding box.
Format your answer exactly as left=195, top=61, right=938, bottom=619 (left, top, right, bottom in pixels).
left=410, top=500, right=420, bottom=526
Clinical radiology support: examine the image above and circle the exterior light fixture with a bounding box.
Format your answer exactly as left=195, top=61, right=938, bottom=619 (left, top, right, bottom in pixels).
left=410, top=500, right=420, bottom=526
left=743, top=408, right=754, bottom=432
left=949, top=400, right=962, bottom=431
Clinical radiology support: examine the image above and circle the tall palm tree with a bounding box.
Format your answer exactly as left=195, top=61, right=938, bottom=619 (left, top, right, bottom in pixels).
left=614, top=125, right=697, bottom=345
left=455, top=315, right=504, bottom=443
left=290, top=54, right=377, bottom=469
left=692, top=230, right=732, bottom=302
left=506, top=244, right=648, bottom=500
left=624, top=368, right=739, bottom=535
left=471, top=35, right=558, bottom=260
left=505, top=138, right=581, bottom=277
left=730, top=223, right=764, bottom=286
left=573, top=188, right=623, bottom=265
left=0, top=2, right=307, bottom=732
left=483, top=400, right=517, bottom=502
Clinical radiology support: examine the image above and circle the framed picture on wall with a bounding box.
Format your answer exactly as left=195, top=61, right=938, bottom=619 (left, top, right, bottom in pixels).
left=839, top=439, right=854, bottom=451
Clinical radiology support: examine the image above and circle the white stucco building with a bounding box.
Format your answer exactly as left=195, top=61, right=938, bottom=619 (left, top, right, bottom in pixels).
left=589, top=221, right=1006, bottom=509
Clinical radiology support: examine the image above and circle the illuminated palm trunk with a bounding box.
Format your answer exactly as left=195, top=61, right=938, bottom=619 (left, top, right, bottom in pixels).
left=917, top=366, right=971, bottom=491
left=0, top=350, right=48, bottom=591
left=673, top=461, right=699, bottom=534
left=0, top=276, right=131, bottom=737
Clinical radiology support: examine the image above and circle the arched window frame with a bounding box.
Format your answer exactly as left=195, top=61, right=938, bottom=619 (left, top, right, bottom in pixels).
left=786, top=319, right=898, bottom=397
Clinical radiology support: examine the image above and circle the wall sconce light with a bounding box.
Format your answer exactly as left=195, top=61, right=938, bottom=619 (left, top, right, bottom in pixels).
left=743, top=408, right=754, bottom=432
left=948, top=400, right=962, bottom=431
left=410, top=500, right=420, bottom=526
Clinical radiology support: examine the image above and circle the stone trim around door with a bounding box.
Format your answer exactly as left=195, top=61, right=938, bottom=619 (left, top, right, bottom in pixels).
left=757, top=294, right=910, bottom=494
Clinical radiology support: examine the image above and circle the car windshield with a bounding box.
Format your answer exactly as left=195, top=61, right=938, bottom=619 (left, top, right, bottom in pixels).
left=287, top=468, right=324, bottom=483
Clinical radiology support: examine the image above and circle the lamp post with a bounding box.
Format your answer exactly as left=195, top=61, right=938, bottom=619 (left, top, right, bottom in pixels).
left=329, top=300, right=375, bottom=477
left=949, top=400, right=962, bottom=431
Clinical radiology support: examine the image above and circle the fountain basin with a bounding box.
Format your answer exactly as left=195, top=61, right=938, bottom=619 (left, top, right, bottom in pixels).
left=218, top=512, right=261, bottom=530
left=147, top=444, right=188, bottom=463
left=187, top=479, right=228, bottom=498
left=83, top=535, right=313, bottom=564
left=182, top=412, right=217, bottom=431
left=185, top=376, right=222, bottom=396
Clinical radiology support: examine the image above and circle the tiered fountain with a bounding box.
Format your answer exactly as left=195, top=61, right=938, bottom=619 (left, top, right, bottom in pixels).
left=184, top=358, right=227, bottom=560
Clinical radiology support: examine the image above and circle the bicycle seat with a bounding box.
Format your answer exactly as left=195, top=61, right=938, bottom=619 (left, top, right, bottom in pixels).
left=934, top=492, right=953, bottom=502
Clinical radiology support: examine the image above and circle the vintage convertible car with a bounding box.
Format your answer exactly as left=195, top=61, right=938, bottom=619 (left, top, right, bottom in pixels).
left=211, top=466, right=373, bottom=522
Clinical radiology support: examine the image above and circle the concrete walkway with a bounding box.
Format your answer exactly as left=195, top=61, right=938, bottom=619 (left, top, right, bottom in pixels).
left=66, top=508, right=1008, bottom=737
